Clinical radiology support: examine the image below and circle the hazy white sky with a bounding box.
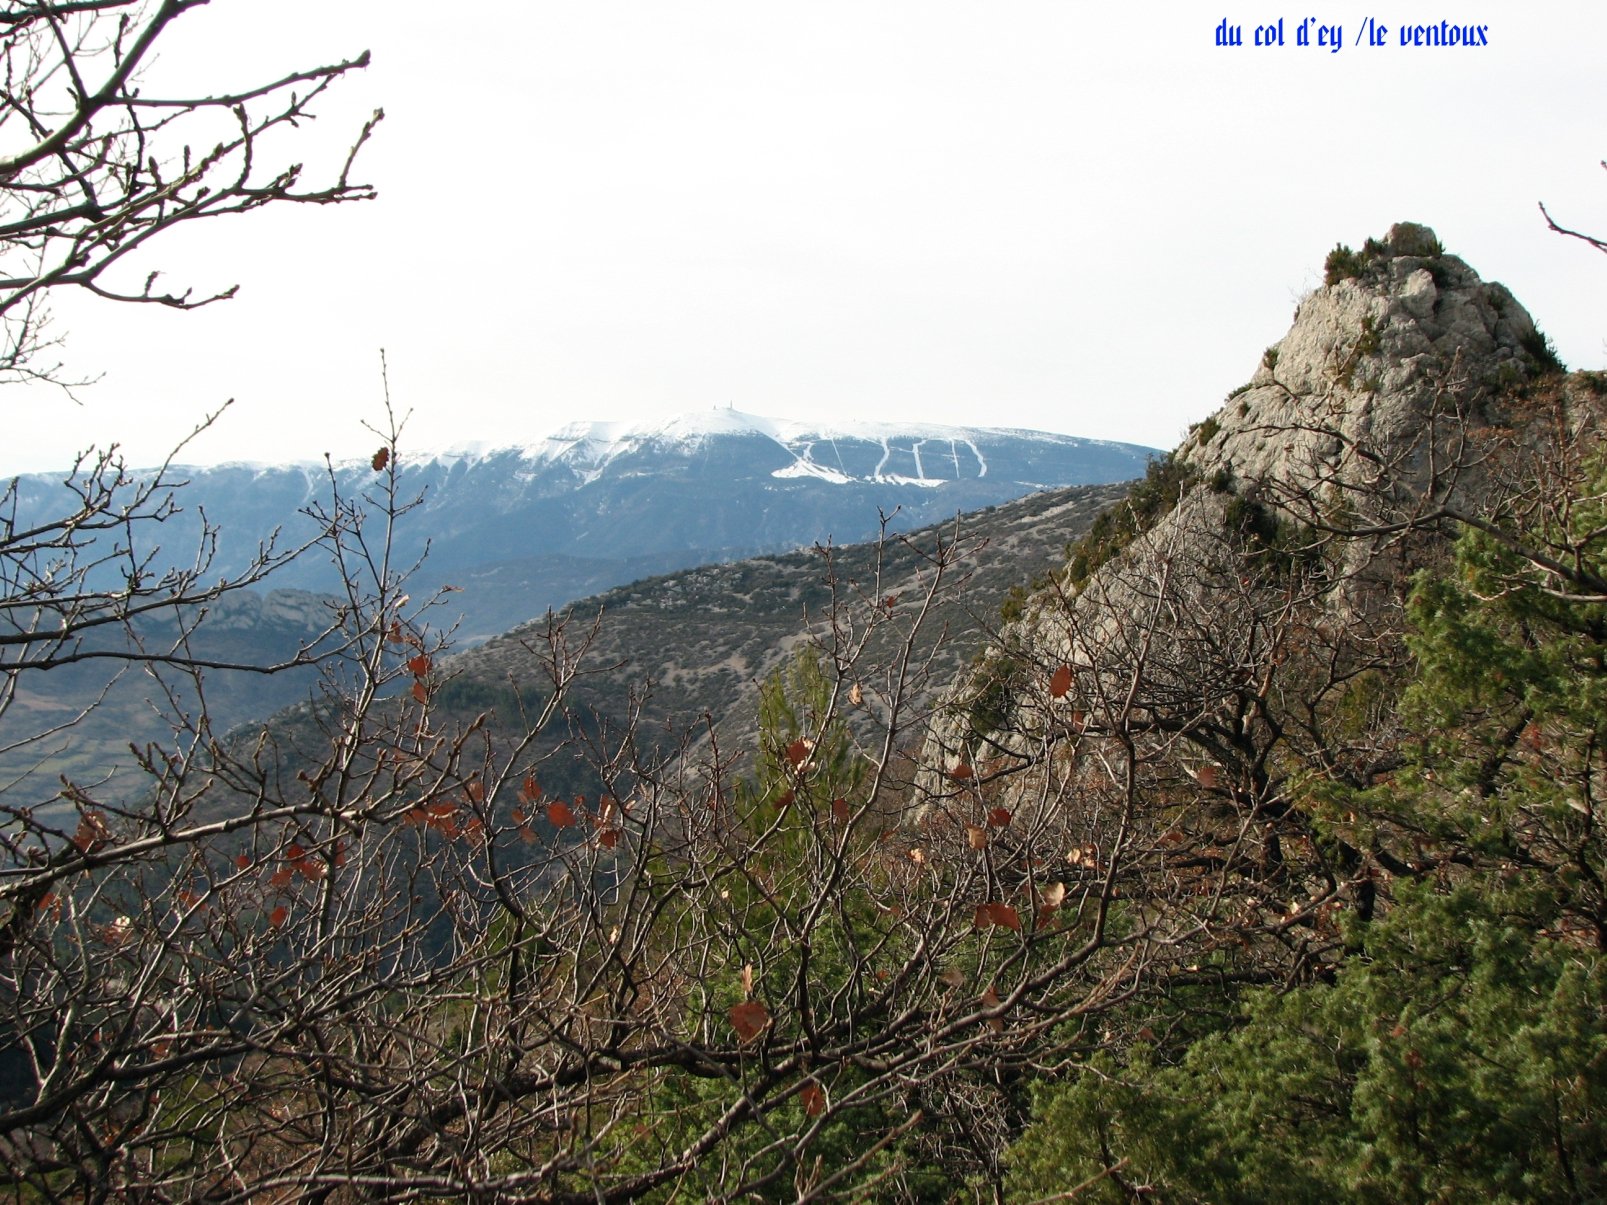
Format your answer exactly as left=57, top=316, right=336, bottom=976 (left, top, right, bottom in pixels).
left=5, top=0, right=1605, bottom=472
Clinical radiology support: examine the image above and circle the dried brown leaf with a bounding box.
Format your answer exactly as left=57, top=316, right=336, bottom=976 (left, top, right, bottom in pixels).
left=1049, top=664, right=1072, bottom=699
left=729, top=1000, right=770, bottom=1043
left=800, top=1080, right=826, bottom=1117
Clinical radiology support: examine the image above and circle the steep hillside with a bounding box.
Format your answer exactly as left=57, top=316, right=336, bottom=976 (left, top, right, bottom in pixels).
left=919, top=220, right=1598, bottom=994
left=967, top=225, right=1607, bottom=1200
left=458, top=478, right=1129, bottom=747
left=250, top=478, right=1134, bottom=802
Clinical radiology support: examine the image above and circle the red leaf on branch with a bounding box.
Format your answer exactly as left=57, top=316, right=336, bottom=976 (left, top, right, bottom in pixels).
left=800, top=1080, right=826, bottom=1117
left=269, top=905, right=288, bottom=928
left=987, top=807, right=1012, bottom=828
left=73, top=811, right=111, bottom=853
left=371, top=447, right=389, bottom=472
left=1049, top=664, right=1072, bottom=699
left=411, top=681, right=429, bottom=705
left=407, top=654, right=431, bottom=678
left=547, top=801, right=576, bottom=828
left=831, top=797, right=851, bottom=824
left=519, top=776, right=542, bottom=803
left=974, top=902, right=1022, bottom=932
left=729, top=1000, right=770, bottom=1043
left=950, top=762, right=975, bottom=784
left=785, top=739, right=812, bottom=770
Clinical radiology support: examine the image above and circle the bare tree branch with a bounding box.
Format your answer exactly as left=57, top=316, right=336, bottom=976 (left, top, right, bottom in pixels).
left=0, top=0, right=380, bottom=387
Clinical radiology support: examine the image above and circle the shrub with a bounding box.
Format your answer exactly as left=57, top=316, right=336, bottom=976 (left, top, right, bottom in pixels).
left=1519, top=324, right=1567, bottom=375
left=1064, top=455, right=1196, bottom=589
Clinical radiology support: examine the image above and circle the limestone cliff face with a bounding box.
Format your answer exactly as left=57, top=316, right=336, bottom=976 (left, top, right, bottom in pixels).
left=916, top=224, right=1572, bottom=824
left=185, top=588, right=337, bottom=634
left=1185, top=222, right=1543, bottom=493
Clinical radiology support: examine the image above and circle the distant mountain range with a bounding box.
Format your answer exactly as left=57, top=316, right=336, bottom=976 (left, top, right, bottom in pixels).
left=7, top=410, right=1157, bottom=638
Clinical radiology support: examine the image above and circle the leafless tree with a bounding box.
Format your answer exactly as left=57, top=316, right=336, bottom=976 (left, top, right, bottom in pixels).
left=0, top=367, right=1495, bottom=1201
left=0, top=0, right=379, bottom=959
left=0, top=0, right=382, bottom=788
left=3, top=395, right=1392, bottom=1200
left=0, top=0, right=380, bottom=389
left=0, top=7, right=1183, bottom=1195
left=0, top=7, right=391, bottom=1190
left=0, top=484, right=1118, bottom=1199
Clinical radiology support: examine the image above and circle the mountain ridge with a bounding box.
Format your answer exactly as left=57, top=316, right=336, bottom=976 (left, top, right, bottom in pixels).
left=6, top=410, right=1158, bottom=640
left=181, top=408, right=1148, bottom=480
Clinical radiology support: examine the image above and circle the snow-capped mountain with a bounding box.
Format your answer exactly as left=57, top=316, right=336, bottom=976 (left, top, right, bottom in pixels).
left=443, top=409, right=1127, bottom=489
left=8, top=410, right=1157, bottom=639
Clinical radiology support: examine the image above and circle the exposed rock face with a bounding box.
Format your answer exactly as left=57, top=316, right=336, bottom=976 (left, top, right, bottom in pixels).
left=916, top=224, right=1572, bottom=831
left=892, top=227, right=1607, bottom=1017
left=1187, top=222, right=1543, bottom=496
left=176, top=588, right=337, bottom=634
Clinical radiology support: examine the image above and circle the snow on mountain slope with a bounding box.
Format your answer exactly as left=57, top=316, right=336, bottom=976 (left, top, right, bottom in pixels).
left=8, top=409, right=1159, bottom=640
left=422, top=408, right=1144, bottom=489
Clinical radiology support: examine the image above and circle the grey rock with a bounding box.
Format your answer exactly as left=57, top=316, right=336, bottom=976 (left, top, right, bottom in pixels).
left=916, top=224, right=1569, bottom=813
left=1187, top=226, right=1538, bottom=493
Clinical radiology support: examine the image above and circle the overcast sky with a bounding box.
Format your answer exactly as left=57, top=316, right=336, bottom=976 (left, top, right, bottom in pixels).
left=5, top=0, right=1605, bottom=473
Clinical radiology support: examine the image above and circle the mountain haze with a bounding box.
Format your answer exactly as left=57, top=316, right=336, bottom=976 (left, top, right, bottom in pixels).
left=5, top=411, right=1156, bottom=640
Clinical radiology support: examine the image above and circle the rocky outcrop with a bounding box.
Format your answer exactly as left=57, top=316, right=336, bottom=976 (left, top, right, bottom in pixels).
left=892, top=225, right=1607, bottom=1015
left=916, top=224, right=1580, bottom=828
left=1187, top=222, right=1545, bottom=494
left=186, top=588, right=339, bottom=634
